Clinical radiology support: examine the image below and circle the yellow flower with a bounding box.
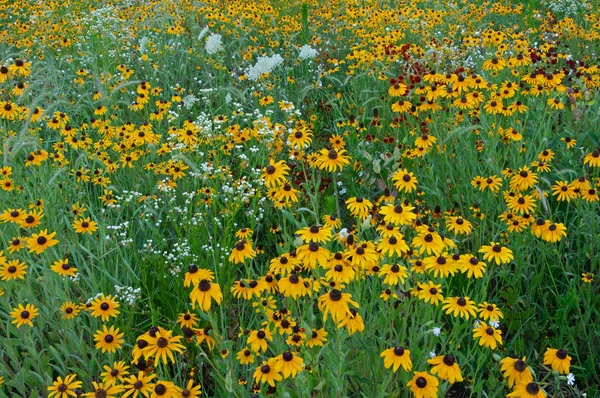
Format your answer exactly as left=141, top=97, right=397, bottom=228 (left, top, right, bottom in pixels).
left=380, top=346, right=412, bottom=372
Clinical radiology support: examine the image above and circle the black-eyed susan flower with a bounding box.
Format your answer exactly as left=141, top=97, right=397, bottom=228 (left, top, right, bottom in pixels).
left=338, top=308, right=364, bottom=334
left=237, top=348, right=255, bottom=365
left=477, top=302, right=504, bottom=321
left=297, top=225, right=333, bottom=243
left=472, top=322, right=502, bottom=349
left=379, top=203, right=417, bottom=226
left=507, top=381, right=547, bottom=398
left=510, top=167, right=538, bottom=191
left=10, top=303, right=38, bottom=327
left=391, top=169, right=418, bottom=193
left=323, top=214, right=342, bottom=229
left=345, top=196, right=373, bottom=219
left=424, top=253, right=459, bottom=278
left=407, top=372, right=439, bottom=398
left=380, top=346, right=412, bottom=372
left=101, top=361, right=130, bottom=387
left=417, top=281, right=444, bottom=305
left=94, top=325, right=125, bottom=353
left=478, top=242, right=513, bottom=265
left=443, top=296, right=477, bottom=319
left=122, top=371, right=156, bottom=398
left=296, top=241, right=330, bottom=269
left=541, top=223, right=566, bottom=242
left=318, top=289, right=359, bottom=323
left=379, top=263, right=408, bottom=285
left=460, top=254, right=486, bottom=279
left=446, top=216, right=472, bottom=235
left=72, top=217, right=99, bottom=235
left=412, top=228, right=445, bottom=256
left=500, top=357, right=533, bottom=388
left=247, top=328, right=273, bottom=353
left=316, top=148, right=351, bottom=172
left=427, top=354, right=463, bottom=384
left=543, top=348, right=571, bottom=374
left=0, top=259, right=27, bottom=281
left=306, top=328, right=327, bottom=347
left=149, top=380, right=180, bottom=397
left=60, top=301, right=81, bottom=320
left=90, top=294, right=120, bottom=321
left=190, top=279, right=223, bottom=311
left=26, top=229, right=59, bottom=254
left=48, top=374, right=83, bottom=398
left=274, top=351, right=304, bottom=379
left=7, top=236, right=26, bottom=253
left=228, top=240, right=256, bottom=264
left=177, top=311, right=199, bottom=329
left=260, top=159, right=289, bottom=187
left=144, top=328, right=185, bottom=365
left=183, top=265, right=214, bottom=288
left=581, top=272, right=594, bottom=283
left=51, top=258, right=77, bottom=277
left=180, top=380, right=201, bottom=398
left=253, top=358, right=283, bottom=387
left=377, top=235, right=410, bottom=257
left=278, top=273, right=308, bottom=298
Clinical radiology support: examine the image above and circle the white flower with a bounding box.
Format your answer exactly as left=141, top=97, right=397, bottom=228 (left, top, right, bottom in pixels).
left=205, top=33, right=223, bottom=55
left=489, top=319, right=500, bottom=328
left=246, top=54, right=284, bottom=81
left=432, top=327, right=442, bottom=337
left=429, top=351, right=436, bottom=358
left=567, top=373, right=575, bottom=386
left=298, top=44, right=318, bottom=60
left=338, top=228, right=349, bottom=239
left=182, top=95, right=199, bottom=109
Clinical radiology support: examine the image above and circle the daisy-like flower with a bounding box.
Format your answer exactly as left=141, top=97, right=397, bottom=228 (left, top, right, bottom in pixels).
left=412, top=228, right=445, bottom=256
left=51, top=258, right=77, bottom=277
left=377, top=235, right=409, bottom=257
left=177, top=311, right=199, bottom=329
left=277, top=273, right=309, bottom=298
left=306, top=328, right=328, bottom=347
left=379, top=263, right=408, bottom=285
left=459, top=254, right=486, bottom=279
left=442, top=297, right=477, bottom=319
left=48, top=374, right=83, bottom=398
left=581, top=272, right=594, bottom=283
left=253, top=358, right=283, bottom=387
left=101, top=361, right=130, bottom=386
left=94, top=325, right=125, bottom=353
left=507, top=381, right=547, bottom=398
left=477, top=302, right=504, bottom=321
left=10, top=303, right=39, bottom=327
left=260, top=160, right=289, bottom=187
left=345, top=197, right=373, bottom=219
left=296, top=241, right=330, bottom=269
left=296, top=225, right=333, bottom=243
left=318, top=289, right=359, bottom=323
left=510, top=167, right=538, bottom=191
left=27, top=229, right=59, bottom=254
left=380, top=346, right=412, bottom=372
left=237, top=348, right=255, bottom=365
left=274, top=351, right=304, bottom=379
left=144, top=328, right=185, bottom=365
left=247, top=328, right=273, bottom=353
left=89, top=294, right=120, bottom=321
left=446, top=216, right=472, bottom=235
left=338, top=308, right=364, bottom=334
left=551, top=181, right=577, bottom=202
left=478, top=242, right=514, bottom=265
left=82, top=381, right=124, bottom=397
left=543, top=348, right=571, bottom=374
left=472, top=322, right=502, bottom=349
left=183, top=265, right=214, bottom=288
left=583, top=150, right=600, bottom=167
left=72, top=217, right=99, bottom=234
left=189, top=279, right=223, bottom=311
left=0, top=259, right=27, bottom=281
left=228, top=240, right=256, bottom=264
left=60, top=301, right=81, bottom=320
left=427, top=354, right=463, bottom=384
left=417, top=281, right=444, bottom=305
left=316, top=148, right=351, bottom=172
left=407, top=372, right=439, bottom=398
left=379, top=203, right=417, bottom=225
left=424, top=253, right=459, bottom=278
left=122, top=371, right=156, bottom=398
left=500, top=357, right=533, bottom=388
left=180, top=380, right=202, bottom=398
left=149, top=380, right=180, bottom=397
left=391, top=169, right=418, bottom=193
left=541, top=223, right=566, bottom=242
left=323, top=214, right=342, bottom=229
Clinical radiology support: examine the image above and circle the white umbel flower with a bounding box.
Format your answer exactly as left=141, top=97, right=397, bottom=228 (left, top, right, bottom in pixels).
left=205, top=33, right=223, bottom=55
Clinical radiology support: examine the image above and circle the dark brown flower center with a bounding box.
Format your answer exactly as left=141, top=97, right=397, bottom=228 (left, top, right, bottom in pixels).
left=8, top=266, right=17, bottom=273
left=308, top=242, right=319, bottom=252
left=328, top=150, right=338, bottom=160
left=283, top=352, right=293, bottom=361
left=485, top=327, right=494, bottom=336
left=391, top=264, right=400, bottom=272
left=394, top=346, right=405, bottom=356
left=443, top=354, right=455, bottom=366
left=37, top=236, right=47, bottom=245
left=266, top=165, right=276, bottom=174
left=261, top=365, right=270, bottom=374
left=155, top=384, right=167, bottom=395
left=198, top=279, right=211, bottom=291
left=556, top=349, right=567, bottom=359
left=329, top=289, right=342, bottom=301
left=157, top=337, right=169, bottom=348
left=457, top=297, right=467, bottom=306
left=104, top=334, right=114, bottom=343
left=21, top=310, right=30, bottom=319
left=526, top=382, right=540, bottom=394
left=100, top=303, right=109, bottom=310
left=416, top=377, right=427, bottom=388
left=514, top=359, right=527, bottom=372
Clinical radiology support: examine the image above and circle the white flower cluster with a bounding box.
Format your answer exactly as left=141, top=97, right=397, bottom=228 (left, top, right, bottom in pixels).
left=205, top=33, right=223, bottom=55
left=114, top=285, right=141, bottom=306
left=246, top=54, right=284, bottom=81
left=298, top=44, right=318, bottom=60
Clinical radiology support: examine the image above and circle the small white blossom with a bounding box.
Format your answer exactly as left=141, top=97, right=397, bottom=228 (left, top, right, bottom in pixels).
left=298, top=44, right=318, bottom=60
left=205, top=33, right=223, bottom=55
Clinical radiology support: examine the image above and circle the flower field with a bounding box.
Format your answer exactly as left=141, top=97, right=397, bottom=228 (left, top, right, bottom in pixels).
left=1, top=0, right=599, bottom=396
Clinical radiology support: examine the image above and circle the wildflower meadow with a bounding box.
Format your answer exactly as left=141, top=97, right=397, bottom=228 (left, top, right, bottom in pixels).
left=1, top=0, right=600, bottom=396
